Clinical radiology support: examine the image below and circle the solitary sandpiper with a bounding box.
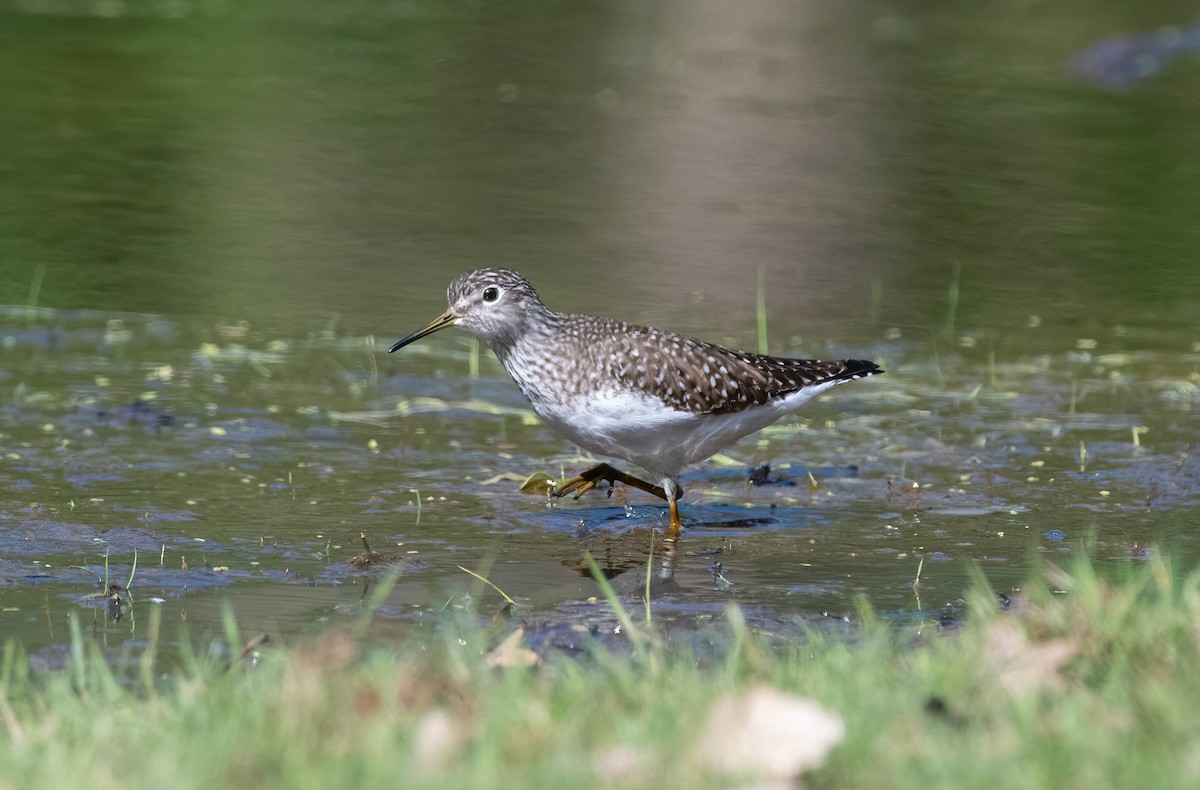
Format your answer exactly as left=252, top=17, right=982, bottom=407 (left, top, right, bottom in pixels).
left=390, top=268, right=881, bottom=540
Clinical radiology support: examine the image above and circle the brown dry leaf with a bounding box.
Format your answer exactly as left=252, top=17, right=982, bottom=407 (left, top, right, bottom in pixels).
left=519, top=472, right=556, bottom=495
left=484, top=627, right=541, bottom=669
left=694, top=684, right=845, bottom=782
left=479, top=471, right=558, bottom=495
left=280, top=630, right=359, bottom=706
left=984, top=620, right=1079, bottom=695
left=479, top=471, right=528, bottom=485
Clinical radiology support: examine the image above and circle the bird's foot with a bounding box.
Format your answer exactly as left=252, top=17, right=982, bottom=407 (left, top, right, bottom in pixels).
left=553, top=463, right=667, bottom=502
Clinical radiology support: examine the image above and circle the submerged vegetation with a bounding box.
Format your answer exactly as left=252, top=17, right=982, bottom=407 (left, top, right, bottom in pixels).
left=3, top=552, right=1199, bottom=789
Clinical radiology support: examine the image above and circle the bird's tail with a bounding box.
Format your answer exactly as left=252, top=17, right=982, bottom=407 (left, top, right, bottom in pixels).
left=826, top=359, right=883, bottom=384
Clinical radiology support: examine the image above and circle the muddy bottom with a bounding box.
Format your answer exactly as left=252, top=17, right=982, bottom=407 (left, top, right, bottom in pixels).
left=1, top=307, right=1198, bottom=663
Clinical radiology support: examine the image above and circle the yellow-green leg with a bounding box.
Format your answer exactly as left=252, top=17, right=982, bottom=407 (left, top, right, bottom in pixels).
left=665, top=496, right=683, bottom=542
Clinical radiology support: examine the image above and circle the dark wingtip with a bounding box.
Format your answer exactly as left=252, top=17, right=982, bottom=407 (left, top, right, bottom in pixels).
left=848, top=359, right=883, bottom=373
left=834, top=359, right=883, bottom=382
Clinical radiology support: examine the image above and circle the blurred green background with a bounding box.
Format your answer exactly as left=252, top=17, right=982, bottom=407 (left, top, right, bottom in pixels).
left=2, top=0, right=1197, bottom=340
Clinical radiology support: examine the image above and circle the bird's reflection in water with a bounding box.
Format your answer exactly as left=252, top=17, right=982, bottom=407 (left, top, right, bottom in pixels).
left=560, top=526, right=681, bottom=589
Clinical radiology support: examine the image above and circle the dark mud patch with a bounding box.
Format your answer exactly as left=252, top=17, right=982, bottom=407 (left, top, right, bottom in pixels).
left=0, top=516, right=181, bottom=558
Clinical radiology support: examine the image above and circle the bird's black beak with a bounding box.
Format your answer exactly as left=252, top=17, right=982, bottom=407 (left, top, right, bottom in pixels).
left=388, top=309, right=457, bottom=352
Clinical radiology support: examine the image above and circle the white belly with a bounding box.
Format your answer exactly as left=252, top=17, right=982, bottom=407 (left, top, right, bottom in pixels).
left=533, top=383, right=838, bottom=478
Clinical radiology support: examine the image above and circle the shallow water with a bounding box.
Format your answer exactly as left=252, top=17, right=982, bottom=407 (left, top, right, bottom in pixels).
left=1, top=0, right=1198, bottom=656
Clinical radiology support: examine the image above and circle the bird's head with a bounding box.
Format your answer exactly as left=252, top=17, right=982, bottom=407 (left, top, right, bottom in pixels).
left=389, top=268, right=545, bottom=353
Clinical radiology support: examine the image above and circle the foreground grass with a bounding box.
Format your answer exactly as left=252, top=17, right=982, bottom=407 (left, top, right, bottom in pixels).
left=3, top=554, right=1200, bottom=789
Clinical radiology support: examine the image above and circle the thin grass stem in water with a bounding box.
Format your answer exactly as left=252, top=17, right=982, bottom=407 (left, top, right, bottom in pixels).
left=458, top=565, right=517, bottom=608
left=756, top=266, right=768, bottom=355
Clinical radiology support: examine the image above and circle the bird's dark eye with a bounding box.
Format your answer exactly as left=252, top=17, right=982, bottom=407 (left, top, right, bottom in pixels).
left=482, top=286, right=501, bottom=303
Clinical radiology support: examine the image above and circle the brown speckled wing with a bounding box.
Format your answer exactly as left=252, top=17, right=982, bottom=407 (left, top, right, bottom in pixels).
left=583, top=318, right=881, bottom=415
